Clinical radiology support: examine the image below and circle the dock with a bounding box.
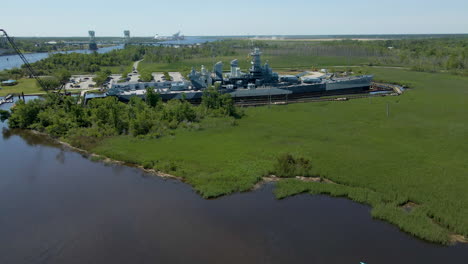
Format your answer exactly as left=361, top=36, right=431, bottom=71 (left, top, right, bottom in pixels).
left=0, top=94, right=14, bottom=106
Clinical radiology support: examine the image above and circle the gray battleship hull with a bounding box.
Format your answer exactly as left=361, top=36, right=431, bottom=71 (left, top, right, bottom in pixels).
left=113, top=75, right=372, bottom=102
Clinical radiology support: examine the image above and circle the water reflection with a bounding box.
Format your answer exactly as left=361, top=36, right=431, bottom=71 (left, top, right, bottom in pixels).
left=55, top=150, right=66, bottom=164
left=2, top=127, right=60, bottom=148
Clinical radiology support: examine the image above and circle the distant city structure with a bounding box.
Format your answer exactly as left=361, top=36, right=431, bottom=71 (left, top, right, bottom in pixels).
left=88, top=30, right=98, bottom=51
left=124, top=30, right=130, bottom=44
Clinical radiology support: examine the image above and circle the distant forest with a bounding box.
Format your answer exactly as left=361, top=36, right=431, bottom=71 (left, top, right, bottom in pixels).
left=1, top=37, right=467, bottom=81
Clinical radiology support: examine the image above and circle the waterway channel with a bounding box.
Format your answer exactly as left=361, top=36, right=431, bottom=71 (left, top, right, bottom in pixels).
left=0, top=97, right=467, bottom=264
left=0, top=45, right=125, bottom=71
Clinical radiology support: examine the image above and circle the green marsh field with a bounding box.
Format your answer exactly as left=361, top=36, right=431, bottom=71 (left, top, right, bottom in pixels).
left=92, top=68, right=468, bottom=244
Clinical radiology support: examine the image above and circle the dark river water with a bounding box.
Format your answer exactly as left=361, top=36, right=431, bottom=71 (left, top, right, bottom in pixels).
left=0, top=97, right=467, bottom=264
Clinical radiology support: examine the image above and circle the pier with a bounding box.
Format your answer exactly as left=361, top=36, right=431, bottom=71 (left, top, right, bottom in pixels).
left=0, top=94, right=13, bottom=105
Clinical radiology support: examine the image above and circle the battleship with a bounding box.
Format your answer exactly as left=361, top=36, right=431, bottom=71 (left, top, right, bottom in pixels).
left=107, top=48, right=373, bottom=102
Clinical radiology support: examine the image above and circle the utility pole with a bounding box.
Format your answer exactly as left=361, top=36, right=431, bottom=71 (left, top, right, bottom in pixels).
left=386, top=102, right=390, bottom=117
left=268, top=85, right=271, bottom=107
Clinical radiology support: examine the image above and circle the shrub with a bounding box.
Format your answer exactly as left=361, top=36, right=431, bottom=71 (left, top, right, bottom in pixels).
left=143, top=161, right=154, bottom=169
left=0, top=109, right=10, bottom=122
left=201, top=87, right=239, bottom=117
left=271, top=153, right=313, bottom=178
left=161, top=100, right=196, bottom=124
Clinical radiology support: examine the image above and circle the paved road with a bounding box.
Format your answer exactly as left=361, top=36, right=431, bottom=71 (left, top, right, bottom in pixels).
left=127, top=59, right=143, bottom=82
left=133, top=59, right=143, bottom=72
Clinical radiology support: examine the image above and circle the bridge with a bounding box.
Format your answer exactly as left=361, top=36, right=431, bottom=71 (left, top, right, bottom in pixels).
left=61, top=30, right=183, bottom=50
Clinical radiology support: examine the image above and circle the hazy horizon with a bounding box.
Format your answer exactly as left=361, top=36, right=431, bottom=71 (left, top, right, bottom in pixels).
left=6, top=33, right=468, bottom=38
left=2, top=0, right=468, bottom=37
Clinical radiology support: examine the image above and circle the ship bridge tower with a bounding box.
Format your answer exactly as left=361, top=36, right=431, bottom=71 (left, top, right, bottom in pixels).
left=124, top=30, right=130, bottom=44
left=213, top=61, right=223, bottom=80
left=249, top=48, right=263, bottom=79
left=88, top=30, right=98, bottom=51
left=230, top=59, right=239, bottom=78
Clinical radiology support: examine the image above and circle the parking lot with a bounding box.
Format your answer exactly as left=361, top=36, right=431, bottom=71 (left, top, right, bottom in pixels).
left=128, top=72, right=140, bottom=82
left=169, top=72, right=184, bottom=82
left=152, top=73, right=165, bottom=82
left=150, top=72, right=185, bottom=82
left=66, top=75, right=96, bottom=90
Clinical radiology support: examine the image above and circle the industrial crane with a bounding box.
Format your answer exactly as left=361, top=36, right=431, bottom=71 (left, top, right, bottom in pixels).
left=1, top=29, right=50, bottom=92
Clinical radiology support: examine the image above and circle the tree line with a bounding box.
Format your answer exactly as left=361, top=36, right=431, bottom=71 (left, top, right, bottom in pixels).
left=3, top=88, right=241, bottom=149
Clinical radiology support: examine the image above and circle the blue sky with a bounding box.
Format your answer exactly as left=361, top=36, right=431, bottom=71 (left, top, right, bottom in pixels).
left=2, top=0, right=468, bottom=36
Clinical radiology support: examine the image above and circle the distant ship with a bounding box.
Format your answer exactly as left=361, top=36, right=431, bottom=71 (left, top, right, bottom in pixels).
left=107, top=48, right=373, bottom=102
left=153, top=31, right=185, bottom=41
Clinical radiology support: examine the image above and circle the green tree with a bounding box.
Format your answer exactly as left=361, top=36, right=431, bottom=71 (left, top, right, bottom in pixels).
left=161, top=100, right=196, bottom=123
left=38, top=77, right=60, bottom=91
left=145, top=87, right=161, bottom=108
left=201, top=87, right=237, bottom=117
left=163, top=72, right=171, bottom=81
left=93, top=70, right=111, bottom=87
left=140, top=71, right=153, bottom=82
left=130, top=109, right=155, bottom=136
left=54, top=69, right=71, bottom=85
left=8, top=99, right=45, bottom=128
left=446, top=55, right=463, bottom=70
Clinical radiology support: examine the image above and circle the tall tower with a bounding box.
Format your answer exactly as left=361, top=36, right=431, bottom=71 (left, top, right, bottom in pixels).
left=213, top=61, right=223, bottom=80
left=124, top=30, right=130, bottom=44
left=88, top=30, right=98, bottom=51
left=230, top=59, right=239, bottom=78
left=249, top=48, right=263, bottom=79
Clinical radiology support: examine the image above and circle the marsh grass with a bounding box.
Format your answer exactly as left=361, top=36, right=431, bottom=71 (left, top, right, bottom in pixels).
left=89, top=155, right=105, bottom=162
left=91, top=68, right=468, bottom=244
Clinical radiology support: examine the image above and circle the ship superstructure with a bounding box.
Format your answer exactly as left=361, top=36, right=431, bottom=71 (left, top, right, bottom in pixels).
left=107, top=48, right=373, bottom=102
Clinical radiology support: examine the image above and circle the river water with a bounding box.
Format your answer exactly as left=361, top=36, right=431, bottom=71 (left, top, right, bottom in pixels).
left=0, top=45, right=125, bottom=71
left=0, top=98, right=467, bottom=264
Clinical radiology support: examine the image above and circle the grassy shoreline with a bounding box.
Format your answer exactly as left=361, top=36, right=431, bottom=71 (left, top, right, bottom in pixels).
left=0, top=79, right=45, bottom=96
left=86, top=68, right=467, bottom=244
left=4, top=65, right=467, bottom=245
